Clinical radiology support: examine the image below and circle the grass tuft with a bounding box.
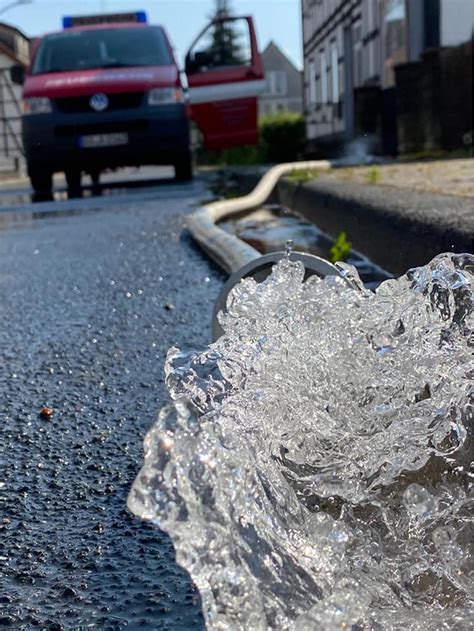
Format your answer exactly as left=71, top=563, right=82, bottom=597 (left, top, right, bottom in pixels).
left=287, top=168, right=324, bottom=184
left=366, top=166, right=382, bottom=185
left=330, top=231, right=352, bottom=263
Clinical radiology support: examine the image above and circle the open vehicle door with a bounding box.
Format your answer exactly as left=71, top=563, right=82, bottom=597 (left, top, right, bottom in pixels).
left=185, top=16, right=264, bottom=150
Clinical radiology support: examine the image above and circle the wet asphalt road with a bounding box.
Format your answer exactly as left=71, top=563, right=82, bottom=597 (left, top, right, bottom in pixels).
left=0, top=174, right=224, bottom=629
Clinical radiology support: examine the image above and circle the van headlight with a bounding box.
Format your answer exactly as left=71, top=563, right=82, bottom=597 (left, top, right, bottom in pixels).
left=23, top=97, right=52, bottom=114
left=148, top=87, right=184, bottom=105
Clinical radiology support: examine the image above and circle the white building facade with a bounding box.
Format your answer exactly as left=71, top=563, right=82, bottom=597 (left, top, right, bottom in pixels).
left=0, top=23, right=30, bottom=170
left=301, top=0, right=474, bottom=153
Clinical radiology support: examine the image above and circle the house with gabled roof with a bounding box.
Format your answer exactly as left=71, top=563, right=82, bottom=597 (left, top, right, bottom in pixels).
left=259, top=41, right=303, bottom=117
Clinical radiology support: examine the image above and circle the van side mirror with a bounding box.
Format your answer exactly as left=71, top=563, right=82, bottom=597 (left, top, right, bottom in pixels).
left=10, top=64, right=25, bottom=85
left=184, top=52, right=194, bottom=74
left=194, top=51, right=211, bottom=69
left=185, top=51, right=211, bottom=74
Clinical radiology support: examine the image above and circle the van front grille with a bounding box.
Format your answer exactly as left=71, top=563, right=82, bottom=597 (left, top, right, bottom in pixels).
left=54, top=92, right=144, bottom=114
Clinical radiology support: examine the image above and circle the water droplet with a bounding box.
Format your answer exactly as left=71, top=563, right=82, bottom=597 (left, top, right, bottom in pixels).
left=285, top=239, right=294, bottom=257
left=402, top=484, right=437, bottom=518
left=432, top=526, right=456, bottom=550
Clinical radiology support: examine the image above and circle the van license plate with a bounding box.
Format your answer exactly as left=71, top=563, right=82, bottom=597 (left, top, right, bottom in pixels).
left=80, top=133, right=128, bottom=148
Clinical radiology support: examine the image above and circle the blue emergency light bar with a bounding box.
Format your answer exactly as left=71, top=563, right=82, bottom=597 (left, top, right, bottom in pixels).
left=63, top=11, right=147, bottom=29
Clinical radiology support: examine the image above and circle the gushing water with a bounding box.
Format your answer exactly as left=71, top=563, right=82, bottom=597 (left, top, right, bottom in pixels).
left=128, top=253, right=473, bottom=630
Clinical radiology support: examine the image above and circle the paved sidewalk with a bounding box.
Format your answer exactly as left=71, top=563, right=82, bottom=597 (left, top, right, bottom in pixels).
left=0, top=170, right=28, bottom=186
left=324, top=158, right=474, bottom=198
left=277, top=159, right=473, bottom=275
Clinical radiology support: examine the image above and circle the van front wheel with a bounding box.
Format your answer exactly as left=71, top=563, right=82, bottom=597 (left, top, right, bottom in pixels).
left=29, top=168, right=53, bottom=203
left=174, top=155, right=193, bottom=182
left=65, top=169, right=82, bottom=199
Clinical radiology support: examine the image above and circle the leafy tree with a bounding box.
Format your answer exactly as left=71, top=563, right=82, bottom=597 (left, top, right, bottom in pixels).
left=215, top=0, right=232, bottom=17
left=208, top=0, right=247, bottom=67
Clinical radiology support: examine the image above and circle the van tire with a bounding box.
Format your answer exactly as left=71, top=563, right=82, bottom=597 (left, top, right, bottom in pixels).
left=65, top=169, right=82, bottom=199
left=89, top=169, right=101, bottom=196
left=29, top=168, right=53, bottom=203
left=174, top=155, right=193, bottom=182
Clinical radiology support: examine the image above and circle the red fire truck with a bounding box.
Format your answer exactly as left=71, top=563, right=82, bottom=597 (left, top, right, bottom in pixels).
left=11, top=11, right=264, bottom=201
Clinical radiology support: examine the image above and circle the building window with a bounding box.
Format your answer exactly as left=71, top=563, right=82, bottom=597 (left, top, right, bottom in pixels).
left=368, top=39, right=377, bottom=78
left=320, top=50, right=327, bottom=103
left=331, top=43, right=339, bottom=103
left=308, top=60, right=316, bottom=106
left=353, top=20, right=363, bottom=87
left=382, top=0, right=407, bottom=87
left=266, top=70, right=288, bottom=96
left=367, top=0, right=374, bottom=32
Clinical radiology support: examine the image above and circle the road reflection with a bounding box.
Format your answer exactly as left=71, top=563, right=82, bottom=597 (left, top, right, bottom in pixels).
left=0, top=166, right=177, bottom=208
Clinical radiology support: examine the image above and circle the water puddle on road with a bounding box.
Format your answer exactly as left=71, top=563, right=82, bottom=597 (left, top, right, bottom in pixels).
left=128, top=251, right=473, bottom=630
left=0, top=170, right=178, bottom=209
left=219, top=205, right=392, bottom=290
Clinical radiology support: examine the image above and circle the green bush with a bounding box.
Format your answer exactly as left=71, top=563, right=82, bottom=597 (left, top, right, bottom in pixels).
left=259, top=112, right=306, bottom=163
left=220, top=143, right=266, bottom=166
left=196, top=112, right=306, bottom=166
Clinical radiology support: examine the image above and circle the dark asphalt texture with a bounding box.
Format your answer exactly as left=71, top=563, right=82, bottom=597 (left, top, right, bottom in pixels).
left=0, top=179, right=224, bottom=629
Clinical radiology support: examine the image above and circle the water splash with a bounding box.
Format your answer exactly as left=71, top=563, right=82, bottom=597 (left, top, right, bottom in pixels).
left=128, top=253, right=473, bottom=630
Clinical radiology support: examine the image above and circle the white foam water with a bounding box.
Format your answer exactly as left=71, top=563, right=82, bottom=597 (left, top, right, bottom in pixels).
left=128, top=253, right=473, bottom=630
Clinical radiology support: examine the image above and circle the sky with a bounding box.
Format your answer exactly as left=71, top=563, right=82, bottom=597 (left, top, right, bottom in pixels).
left=1, top=0, right=303, bottom=68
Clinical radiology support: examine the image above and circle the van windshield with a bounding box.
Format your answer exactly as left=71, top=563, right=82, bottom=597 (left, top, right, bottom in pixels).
left=32, top=26, right=173, bottom=74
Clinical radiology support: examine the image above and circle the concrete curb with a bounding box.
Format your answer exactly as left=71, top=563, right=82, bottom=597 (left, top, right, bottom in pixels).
left=0, top=174, right=29, bottom=186
left=229, top=169, right=473, bottom=275
left=278, top=179, right=473, bottom=275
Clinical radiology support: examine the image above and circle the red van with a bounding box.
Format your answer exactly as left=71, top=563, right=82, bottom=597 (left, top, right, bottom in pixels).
left=12, top=11, right=264, bottom=201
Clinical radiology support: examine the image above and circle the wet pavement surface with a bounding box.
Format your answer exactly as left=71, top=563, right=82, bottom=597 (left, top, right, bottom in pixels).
left=0, top=166, right=178, bottom=209
left=0, top=176, right=224, bottom=629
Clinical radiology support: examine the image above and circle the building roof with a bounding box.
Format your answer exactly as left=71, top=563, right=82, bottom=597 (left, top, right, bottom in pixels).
left=0, top=21, right=30, bottom=64
left=0, top=21, right=29, bottom=43
left=262, top=40, right=300, bottom=72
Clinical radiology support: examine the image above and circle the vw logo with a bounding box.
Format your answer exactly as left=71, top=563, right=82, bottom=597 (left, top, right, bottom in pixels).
left=89, top=93, right=109, bottom=112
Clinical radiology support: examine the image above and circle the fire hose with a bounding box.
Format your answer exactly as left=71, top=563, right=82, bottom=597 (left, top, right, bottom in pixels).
left=187, top=161, right=351, bottom=339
